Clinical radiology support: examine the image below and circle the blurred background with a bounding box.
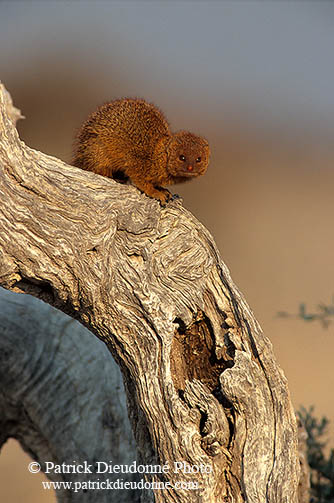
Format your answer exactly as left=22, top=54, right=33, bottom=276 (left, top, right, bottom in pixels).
left=1, top=1, right=334, bottom=501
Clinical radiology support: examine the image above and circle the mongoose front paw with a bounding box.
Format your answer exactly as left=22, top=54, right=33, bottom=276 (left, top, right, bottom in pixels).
left=155, top=187, right=172, bottom=206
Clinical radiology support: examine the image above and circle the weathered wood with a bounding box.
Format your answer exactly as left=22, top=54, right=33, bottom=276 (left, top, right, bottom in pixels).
left=0, top=82, right=300, bottom=502
left=0, top=288, right=138, bottom=503
left=297, top=417, right=310, bottom=503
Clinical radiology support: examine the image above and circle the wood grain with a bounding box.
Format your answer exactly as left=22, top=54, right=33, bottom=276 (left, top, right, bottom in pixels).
left=0, top=82, right=302, bottom=502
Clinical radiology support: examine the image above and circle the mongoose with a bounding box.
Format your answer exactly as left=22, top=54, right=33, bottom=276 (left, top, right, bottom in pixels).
left=73, top=98, right=210, bottom=204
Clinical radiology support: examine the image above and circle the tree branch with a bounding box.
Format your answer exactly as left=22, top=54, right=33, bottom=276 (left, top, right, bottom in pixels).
left=0, top=288, right=138, bottom=503
left=0, top=82, right=301, bottom=502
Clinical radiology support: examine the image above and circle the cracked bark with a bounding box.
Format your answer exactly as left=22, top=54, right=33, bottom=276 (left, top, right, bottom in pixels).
left=0, top=82, right=304, bottom=502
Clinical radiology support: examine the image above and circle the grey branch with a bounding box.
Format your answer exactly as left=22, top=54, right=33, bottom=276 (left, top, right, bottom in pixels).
left=0, top=288, right=137, bottom=503
left=0, top=82, right=304, bottom=502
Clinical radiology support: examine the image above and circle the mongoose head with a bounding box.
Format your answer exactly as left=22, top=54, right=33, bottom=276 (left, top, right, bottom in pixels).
left=166, top=131, right=210, bottom=178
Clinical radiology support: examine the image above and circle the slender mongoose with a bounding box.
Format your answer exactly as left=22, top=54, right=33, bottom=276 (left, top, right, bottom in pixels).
left=73, top=98, right=210, bottom=204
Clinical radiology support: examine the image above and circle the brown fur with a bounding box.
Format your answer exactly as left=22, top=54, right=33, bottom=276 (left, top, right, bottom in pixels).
left=73, top=98, right=210, bottom=204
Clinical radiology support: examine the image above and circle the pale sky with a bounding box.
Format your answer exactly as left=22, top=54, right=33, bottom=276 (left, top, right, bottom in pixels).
left=1, top=1, right=334, bottom=139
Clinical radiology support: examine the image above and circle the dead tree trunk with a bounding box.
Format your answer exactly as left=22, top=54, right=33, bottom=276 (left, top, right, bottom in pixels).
left=0, top=82, right=301, bottom=502
left=0, top=288, right=138, bottom=503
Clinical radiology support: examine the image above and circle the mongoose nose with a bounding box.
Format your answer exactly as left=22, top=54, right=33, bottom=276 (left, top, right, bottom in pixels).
left=187, top=165, right=193, bottom=172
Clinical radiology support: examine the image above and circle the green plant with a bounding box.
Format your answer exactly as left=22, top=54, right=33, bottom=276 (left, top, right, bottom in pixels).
left=278, top=297, right=334, bottom=328
left=298, top=406, right=334, bottom=502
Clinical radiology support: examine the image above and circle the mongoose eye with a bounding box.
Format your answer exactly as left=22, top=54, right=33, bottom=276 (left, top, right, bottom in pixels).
left=179, top=155, right=186, bottom=161
left=196, top=157, right=201, bottom=163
